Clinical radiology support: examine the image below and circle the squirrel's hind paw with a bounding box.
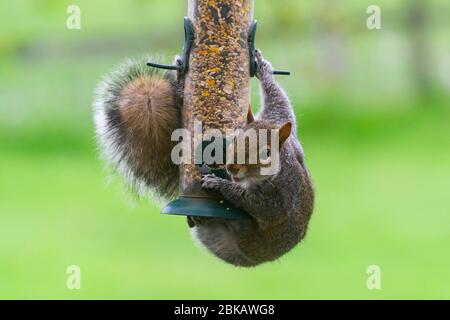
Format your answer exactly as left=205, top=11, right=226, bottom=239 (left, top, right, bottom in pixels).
left=173, top=55, right=183, bottom=68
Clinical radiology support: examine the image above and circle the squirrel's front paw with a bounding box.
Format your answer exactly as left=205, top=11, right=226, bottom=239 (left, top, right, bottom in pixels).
left=254, top=49, right=273, bottom=79
left=201, top=174, right=222, bottom=190
left=173, top=55, right=184, bottom=78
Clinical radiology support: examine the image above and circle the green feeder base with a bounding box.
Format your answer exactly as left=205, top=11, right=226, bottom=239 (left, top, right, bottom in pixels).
left=162, top=196, right=250, bottom=220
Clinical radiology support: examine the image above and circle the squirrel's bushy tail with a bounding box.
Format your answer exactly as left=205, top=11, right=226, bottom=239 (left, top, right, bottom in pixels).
left=93, top=57, right=181, bottom=200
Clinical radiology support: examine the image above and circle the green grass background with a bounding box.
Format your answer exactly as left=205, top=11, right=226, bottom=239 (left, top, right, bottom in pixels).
left=0, top=0, right=449, bottom=299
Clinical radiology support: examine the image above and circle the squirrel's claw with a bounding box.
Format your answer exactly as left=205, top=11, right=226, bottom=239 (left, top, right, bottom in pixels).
left=254, top=49, right=274, bottom=79
left=254, top=49, right=263, bottom=63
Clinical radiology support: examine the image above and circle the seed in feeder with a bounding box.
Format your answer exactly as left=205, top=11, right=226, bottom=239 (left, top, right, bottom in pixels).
left=210, top=67, right=221, bottom=73
left=209, top=46, right=220, bottom=53
left=223, top=85, right=232, bottom=95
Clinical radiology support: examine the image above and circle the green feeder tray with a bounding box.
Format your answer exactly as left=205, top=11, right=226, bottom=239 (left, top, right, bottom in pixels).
left=162, top=196, right=250, bottom=220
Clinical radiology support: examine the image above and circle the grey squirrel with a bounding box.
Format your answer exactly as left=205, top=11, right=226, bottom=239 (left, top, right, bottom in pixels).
left=93, top=50, right=314, bottom=267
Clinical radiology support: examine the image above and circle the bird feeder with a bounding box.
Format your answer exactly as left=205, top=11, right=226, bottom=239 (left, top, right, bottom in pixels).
left=148, top=0, right=288, bottom=220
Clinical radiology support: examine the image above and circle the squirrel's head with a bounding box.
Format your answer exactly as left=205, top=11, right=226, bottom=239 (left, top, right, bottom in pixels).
left=226, top=107, right=291, bottom=185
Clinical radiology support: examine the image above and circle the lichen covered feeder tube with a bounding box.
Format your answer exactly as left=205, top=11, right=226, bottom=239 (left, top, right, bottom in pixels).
left=162, top=0, right=253, bottom=219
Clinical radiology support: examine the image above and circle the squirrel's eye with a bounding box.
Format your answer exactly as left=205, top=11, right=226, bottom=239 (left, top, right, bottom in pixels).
left=260, top=147, right=271, bottom=161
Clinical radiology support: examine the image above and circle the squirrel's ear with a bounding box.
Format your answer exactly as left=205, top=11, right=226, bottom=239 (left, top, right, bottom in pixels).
left=279, top=122, right=292, bottom=146
left=247, top=105, right=255, bottom=123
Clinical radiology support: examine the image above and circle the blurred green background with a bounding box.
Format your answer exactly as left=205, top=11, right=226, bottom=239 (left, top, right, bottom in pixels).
left=1, top=0, right=449, bottom=299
